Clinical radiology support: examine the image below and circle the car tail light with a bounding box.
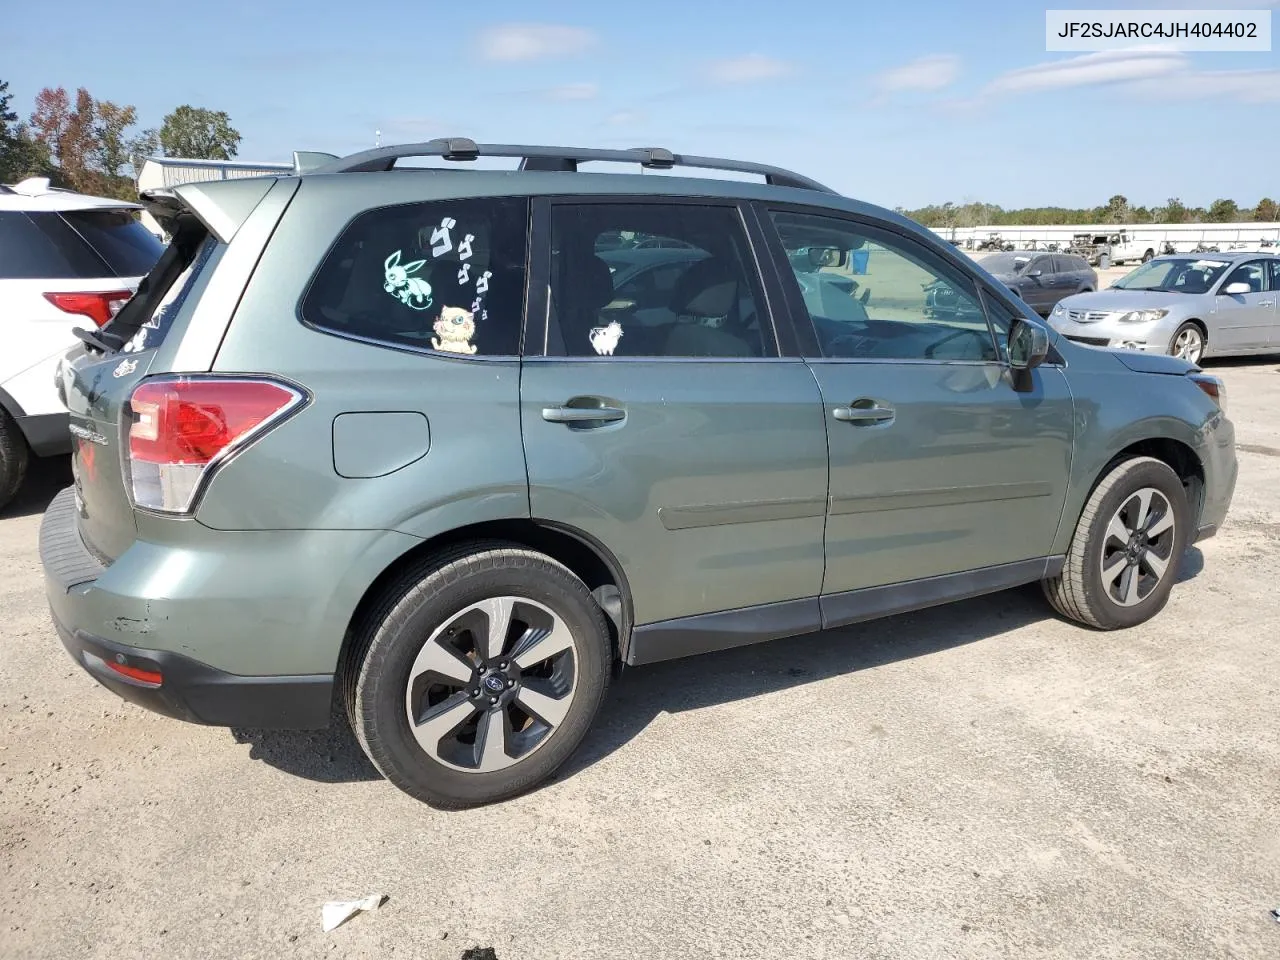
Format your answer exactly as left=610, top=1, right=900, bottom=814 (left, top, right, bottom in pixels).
left=1188, top=373, right=1226, bottom=412
left=44, top=290, right=133, bottom=327
left=125, top=377, right=306, bottom=513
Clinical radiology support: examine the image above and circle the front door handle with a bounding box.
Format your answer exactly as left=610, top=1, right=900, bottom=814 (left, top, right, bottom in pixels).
left=1259, top=299, right=1276, bottom=307
left=541, top=404, right=626, bottom=424
left=832, top=400, right=895, bottom=425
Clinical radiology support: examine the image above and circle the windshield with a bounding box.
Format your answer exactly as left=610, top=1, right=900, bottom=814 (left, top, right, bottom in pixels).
left=979, top=253, right=1032, bottom=274
left=1112, top=258, right=1230, bottom=294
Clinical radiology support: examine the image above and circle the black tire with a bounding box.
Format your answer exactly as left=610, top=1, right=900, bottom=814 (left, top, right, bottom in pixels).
left=1042, top=456, right=1191, bottom=630
left=0, top=410, right=30, bottom=513
left=1142, top=249, right=1154, bottom=263
left=345, top=542, right=612, bottom=808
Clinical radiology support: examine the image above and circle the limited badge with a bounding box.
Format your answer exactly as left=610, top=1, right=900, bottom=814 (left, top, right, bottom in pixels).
left=432, top=306, right=477, bottom=355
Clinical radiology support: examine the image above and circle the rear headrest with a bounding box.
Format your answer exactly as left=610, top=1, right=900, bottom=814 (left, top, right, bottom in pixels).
left=672, top=257, right=739, bottom=317
left=557, top=251, right=616, bottom=313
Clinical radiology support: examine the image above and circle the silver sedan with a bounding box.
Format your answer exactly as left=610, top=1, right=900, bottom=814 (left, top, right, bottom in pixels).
left=1046, top=252, right=1280, bottom=363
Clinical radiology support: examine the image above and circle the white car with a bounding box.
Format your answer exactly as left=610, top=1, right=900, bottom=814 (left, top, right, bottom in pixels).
left=0, top=178, right=163, bottom=509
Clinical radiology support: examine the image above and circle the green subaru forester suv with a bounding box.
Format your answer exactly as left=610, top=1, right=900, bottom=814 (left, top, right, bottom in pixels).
left=40, top=140, right=1236, bottom=807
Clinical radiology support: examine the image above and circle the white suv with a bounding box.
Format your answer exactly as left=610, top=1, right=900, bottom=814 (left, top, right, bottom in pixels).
left=0, top=177, right=163, bottom=509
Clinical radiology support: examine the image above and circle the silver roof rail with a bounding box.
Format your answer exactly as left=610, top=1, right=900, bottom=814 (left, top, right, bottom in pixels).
left=311, top=138, right=836, bottom=193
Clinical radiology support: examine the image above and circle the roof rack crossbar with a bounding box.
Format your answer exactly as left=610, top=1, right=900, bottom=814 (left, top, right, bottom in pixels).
left=314, top=140, right=835, bottom=193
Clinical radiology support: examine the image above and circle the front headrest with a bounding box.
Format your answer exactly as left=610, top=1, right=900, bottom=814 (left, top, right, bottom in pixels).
left=557, top=251, right=616, bottom=312
left=672, top=257, right=739, bottom=317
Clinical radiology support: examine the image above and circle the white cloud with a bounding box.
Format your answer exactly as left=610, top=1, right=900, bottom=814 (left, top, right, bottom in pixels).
left=1131, top=68, right=1280, bottom=102
left=876, top=54, right=961, bottom=93
left=706, top=55, right=792, bottom=84
left=984, top=49, right=1185, bottom=95
left=546, top=82, right=598, bottom=101
left=604, top=110, right=646, bottom=126
left=477, top=23, right=596, bottom=62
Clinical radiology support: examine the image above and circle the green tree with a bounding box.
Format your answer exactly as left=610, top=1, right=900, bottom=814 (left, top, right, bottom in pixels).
left=1255, top=197, right=1278, bottom=222
left=1161, top=197, right=1188, bottom=223
left=127, top=127, right=158, bottom=179
left=1103, top=194, right=1130, bottom=223
left=159, top=105, right=241, bottom=159
left=94, top=100, right=136, bottom=180
left=1207, top=198, right=1239, bottom=223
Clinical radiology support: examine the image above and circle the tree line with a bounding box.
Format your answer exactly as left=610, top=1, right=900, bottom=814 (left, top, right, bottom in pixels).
left=900, top=194, right=1278, bottom=229
left=0, top=79, right=242, bottom=200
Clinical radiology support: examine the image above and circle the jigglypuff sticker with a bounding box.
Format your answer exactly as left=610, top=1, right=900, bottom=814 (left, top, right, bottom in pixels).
left=432, top=306, right=477, bottom=355
left=589, top=320, right=624, bottom=356
left=383, top=250, right=433, bottom=310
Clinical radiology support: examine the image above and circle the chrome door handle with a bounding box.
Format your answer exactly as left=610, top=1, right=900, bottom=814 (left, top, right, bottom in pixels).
left=1259, top=299, right=1275, bottom=307
left=541, top=405, right=626, bottom=424
left=832, top=401, right=895, bottom=425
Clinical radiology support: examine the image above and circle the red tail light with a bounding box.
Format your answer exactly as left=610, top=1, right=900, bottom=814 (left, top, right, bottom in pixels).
left=125, top=377, right=305, bottom=513
left=44, top=290, right=133, bottom=327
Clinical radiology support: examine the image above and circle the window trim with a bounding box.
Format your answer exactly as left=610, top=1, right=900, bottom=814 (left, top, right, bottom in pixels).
left=296, top=195, right=534, bottom=363
left=524, top=194, right=788, bottom=362
left=1220, top=258, right=1270, bottom=294
left=756, top=202, right=1007, bottom=366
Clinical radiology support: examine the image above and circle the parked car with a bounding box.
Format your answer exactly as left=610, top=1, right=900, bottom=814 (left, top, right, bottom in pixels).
left=0, top=178, right=164, bottom=510
left=1067, top=230, right=1156, bottom=269
left=41, top=140, right=1236, bottom=808
left=978, top=251, right=1098, bottom=316
left=1048, top=252, right=1280, bottom=362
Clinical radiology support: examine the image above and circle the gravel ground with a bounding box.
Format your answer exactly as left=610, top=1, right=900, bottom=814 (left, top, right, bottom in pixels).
left=2, top=358, right=1278, bottom=960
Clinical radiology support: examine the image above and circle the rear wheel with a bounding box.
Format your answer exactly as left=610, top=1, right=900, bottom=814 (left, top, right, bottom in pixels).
left=1043, top=457, right=1190, bottom=630
left=1169, top=322, right=1205, bottom=363
left=0, top=411, right=30, bottom=513
left=1142, top=249, right=1155, bottom=263
left=1098, top=253, right=1111, bottom=269
left=346, top=543, right=612, bottom=808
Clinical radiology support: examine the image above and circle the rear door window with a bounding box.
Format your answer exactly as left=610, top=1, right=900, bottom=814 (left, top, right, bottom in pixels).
left=60, top=209, right=164, bottom=277
left=0, top=211, right=108, bottom=279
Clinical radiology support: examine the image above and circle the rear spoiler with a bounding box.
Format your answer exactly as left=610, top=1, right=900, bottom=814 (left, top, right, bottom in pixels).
left=142, top=174, right=303, bottom=245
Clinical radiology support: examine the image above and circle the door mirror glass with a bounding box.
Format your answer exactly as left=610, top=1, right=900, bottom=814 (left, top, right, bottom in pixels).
left=1008, top=318, right=1049, bottom=370
left=1221, top=281, right=1251, bottom=296
left=806, top=246, right=848, bottom=269
left=1026, top=269, right=1042, bottom=278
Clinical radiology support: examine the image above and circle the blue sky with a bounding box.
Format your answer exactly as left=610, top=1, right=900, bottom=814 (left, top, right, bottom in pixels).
left=2, top=0, right=1277, bottom=209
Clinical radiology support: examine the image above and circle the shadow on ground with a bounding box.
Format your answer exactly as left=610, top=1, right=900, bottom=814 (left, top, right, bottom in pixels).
left=233, top=547, right=1204, bottom=789
left=1, top=456, right=71, bottom=520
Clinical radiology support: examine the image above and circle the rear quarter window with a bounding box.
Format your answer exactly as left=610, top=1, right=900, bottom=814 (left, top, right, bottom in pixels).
left=300, top=197, right=530, bottom=357
left=0, top=211, right=108, bottom=279
left=61, top=209, right=164, bottom=277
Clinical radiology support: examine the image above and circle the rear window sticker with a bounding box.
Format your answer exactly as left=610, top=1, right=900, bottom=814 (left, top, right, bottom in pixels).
left=458, top=234, right=474, bottom=261
left=430, top=217, right=457, bottom=258
left=589, top=320, right=624, bottom=356
left=475, top=270, right=492, bottom=296
left=112, top=357, right=138, bottom=378
left=458, top=262, right=471, bottom=285
left=433, top=305, right=477, bottom=354
left=383, top=250, right=433, bottom=310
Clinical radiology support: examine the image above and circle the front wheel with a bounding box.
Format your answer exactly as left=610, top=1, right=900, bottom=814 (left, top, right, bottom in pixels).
left=1169, top=322, right=1205, bottom=363
left=346, top=544, right=612, bottom=808
left=1142, top=249, right=1154, bottom=263
left=1042, top=457, right=1190, bottom=630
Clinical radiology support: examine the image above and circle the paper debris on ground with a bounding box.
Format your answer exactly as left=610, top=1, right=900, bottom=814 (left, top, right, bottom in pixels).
left=321, top=894, right=387, bottom=932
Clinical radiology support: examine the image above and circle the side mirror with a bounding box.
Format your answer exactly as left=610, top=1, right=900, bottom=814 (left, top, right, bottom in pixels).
left=1026, top=269, right=1042, bottom=278
left=1221, top=281, right=1251, bottom=296
left=1008, top=318, right=1049, bottom=392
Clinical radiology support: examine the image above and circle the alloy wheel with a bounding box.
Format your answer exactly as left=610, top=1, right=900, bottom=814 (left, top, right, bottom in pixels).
left=404, top=597, right=577, bottom=773
left=1172, top=327, right=1203, bottom=363
left=1099, top=487, right=1177, bottom=607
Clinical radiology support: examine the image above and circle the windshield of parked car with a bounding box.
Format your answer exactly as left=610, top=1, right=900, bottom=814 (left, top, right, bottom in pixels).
left=978, top=253, right=1032, bottom=274
left=1112, top=257, right=1230, bottom=294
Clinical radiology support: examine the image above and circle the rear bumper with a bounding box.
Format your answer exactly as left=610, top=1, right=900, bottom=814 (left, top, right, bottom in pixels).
left=51, top=611, right=332, bottom=728
left=39, top=485, right=422, bottom=729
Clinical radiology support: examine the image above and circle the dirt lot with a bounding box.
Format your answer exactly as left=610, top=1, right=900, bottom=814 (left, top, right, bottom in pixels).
left=2, top=359, right=1279, bottom=960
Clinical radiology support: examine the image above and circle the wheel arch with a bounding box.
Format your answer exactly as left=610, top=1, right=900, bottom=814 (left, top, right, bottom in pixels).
left=338, top=519, right=635, bottom=680
left=1094, top=437, right=1206, bottom=530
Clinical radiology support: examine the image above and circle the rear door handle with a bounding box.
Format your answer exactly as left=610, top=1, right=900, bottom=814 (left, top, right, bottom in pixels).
left=541, top=405, right=626, bottom=424
left=832, top=401, right=895, bottom=425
